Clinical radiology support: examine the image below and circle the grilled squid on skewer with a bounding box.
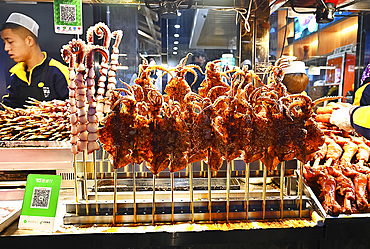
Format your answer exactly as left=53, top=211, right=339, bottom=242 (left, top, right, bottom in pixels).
left=61, top=42, right=79, bottom=154
left=69, top=39, right=87, bottom=152
left=104, top=30, right=123, bottom=115
left=85, top=45, right=109, bottom=153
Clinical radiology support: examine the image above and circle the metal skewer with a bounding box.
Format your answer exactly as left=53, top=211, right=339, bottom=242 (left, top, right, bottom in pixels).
left=207, top=160, right=212, bottom=221
left=226, top=161, right=231, bottom=221
left=280, top=161, right=285, bottom=218
left=113, top=168, right=117, bottom=225
left=73, top=154, right=79, bottom=215
left=133, top=163, right=137, bottom=223
left=152, top=174, right=156, bottom=224
left=298, top=161, right=304, bottom=218
left=245, top=162, right=250, bottom=220
left=189, top=163, right=194, bottom=223
left=262, top=161, right=267, bottom=220
left=83, top=150, right=89, bottom=215
left=93, top=150, right=98, bottom=214
left=100, top=150, right=105, bottom=179
left=171, top=171, right=174, bottom=223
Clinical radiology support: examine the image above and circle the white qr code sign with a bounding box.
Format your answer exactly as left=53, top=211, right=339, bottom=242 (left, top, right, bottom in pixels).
left=31, top=187, right=52, bottom=209
left=60, top=4, right=77, bottom=22
left=53, top=0, right=82, bottom=34
left=19, top=174, right=61, bottom=230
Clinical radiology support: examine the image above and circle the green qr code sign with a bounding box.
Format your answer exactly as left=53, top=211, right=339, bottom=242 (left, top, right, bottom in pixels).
left=54, top=0, right=83, bottom=34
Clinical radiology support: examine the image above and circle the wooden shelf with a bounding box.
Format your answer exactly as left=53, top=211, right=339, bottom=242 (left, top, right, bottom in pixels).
left=275, top=13, right=358, bottom=61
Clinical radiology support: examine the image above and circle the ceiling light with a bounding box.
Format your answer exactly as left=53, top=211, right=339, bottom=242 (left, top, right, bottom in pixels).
left=177, top=12, right=182, bottom=17
left=173, top=47, right=178, bottom=50
left=174, top=41, right=179, bottom=45
left=173, top=51, right=178, bottom=55
left=174, top=24, right=180, bottom=29
left=174, top=34, right=179, bottom=38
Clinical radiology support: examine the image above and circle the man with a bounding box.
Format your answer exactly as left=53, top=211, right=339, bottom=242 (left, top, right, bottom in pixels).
left=186, top=51, right=206, bottom=93
left=1, top=12, right=69, bottom=108
left=353, top=77, right=370, bottom=106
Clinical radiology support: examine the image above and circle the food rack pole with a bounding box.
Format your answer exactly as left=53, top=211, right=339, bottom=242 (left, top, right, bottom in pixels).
left=171, top=171, right=174, bottom=223
left=133, top=163, right=137, bottom=223
left=73, top=154, right=79, bottom=215
left=189, top=163, right=194, bottom=223
left=170, top=153, right=174, bottom=223
left=152, top=174, right=156, bottom=224
left=245, top=162, right=250, bottom=220
left=83, top=150, right=89, bottom=215
left=262, top=161, right=267, bottom=219
left=113, top=168, right=117, bottom=225
left=100, top=150, right=105, bottom=179
left=280, top=161, right=285, bottom=218
left=207, top=160, right=212, bottom=221
left=93, top=150, right=98, bottom=214
left=298, top=161, right=304, bottom=218
left=226, top=161, right=231, bottom=221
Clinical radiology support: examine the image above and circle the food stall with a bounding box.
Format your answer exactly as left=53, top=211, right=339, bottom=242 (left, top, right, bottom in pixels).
left=1, top=0, right=370, bottom=248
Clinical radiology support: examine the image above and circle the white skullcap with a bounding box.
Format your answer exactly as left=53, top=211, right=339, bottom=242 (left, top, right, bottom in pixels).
left=284, top=61, right=306, bottom=74
left=5, top=13, right=39, bottom=37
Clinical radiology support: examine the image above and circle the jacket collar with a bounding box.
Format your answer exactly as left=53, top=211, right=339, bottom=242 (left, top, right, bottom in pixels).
left=9, top=52, right=48, bottom=85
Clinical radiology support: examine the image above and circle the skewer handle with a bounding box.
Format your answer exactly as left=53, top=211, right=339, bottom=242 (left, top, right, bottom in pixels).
left=226, top=161, right=231, bottom=221
left=171, top=172, right=174, bottom=223
left=93, top=150, right=98, bottom=215
left=262, top=161, right=267, bottom=220
left=207, top=161, right=212, bottom=221
left=152, top=174, right=156, bottom=224
left=133, top=163, right=137, bottom=223
left=280, top=162, right=285, bottom=219
left=83, top=150, right=89, bottom=216
left=113, top=168, right=117, bottom=225
left=189, top=163, right=194, bottom=223
left=298, top=161, right=304, bottom=218
left=73, top=154, right=79, bottom=215
left=245, top=162, right=250, bottom=220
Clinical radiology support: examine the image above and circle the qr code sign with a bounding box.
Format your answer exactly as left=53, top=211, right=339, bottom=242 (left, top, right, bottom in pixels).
left=31, top=187, right=52, bottom=209
left=60, top=4, right=76, bottom=22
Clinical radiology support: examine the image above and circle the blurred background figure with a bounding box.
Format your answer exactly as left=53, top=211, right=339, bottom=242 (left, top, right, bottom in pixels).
left=186, top=51, right=206, bottom=93
left=360, top=63, right=370, bottom=87
left=282, top=60, right=309, bottom=94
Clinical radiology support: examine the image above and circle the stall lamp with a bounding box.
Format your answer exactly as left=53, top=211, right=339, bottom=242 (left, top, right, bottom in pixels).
left=174, top=24, right=180, bottom=29
left=174, top=34, right=180, bottom=38
left=173, top=51, right=178, bottom=55
left=174, top=41, right=179, bottom=45
left=173, top=47, right=178, bottom=50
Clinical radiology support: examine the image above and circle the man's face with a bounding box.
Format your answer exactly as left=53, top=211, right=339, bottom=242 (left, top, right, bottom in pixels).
left=1, top=28, right=31, bottom=63
left=195, top=56, right=206, bottom=65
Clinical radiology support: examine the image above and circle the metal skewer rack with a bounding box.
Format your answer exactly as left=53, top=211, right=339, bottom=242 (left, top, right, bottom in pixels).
left=63, top=147, right=311, bottom=225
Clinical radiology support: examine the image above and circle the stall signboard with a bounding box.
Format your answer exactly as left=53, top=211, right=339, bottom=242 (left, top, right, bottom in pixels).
left=18, top=174, right=61, bottom=230
left=53, top=0, right=83, bottom=34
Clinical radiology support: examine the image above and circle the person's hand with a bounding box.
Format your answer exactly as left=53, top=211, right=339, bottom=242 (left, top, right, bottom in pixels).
left=330, top=107, right=355, bottom=132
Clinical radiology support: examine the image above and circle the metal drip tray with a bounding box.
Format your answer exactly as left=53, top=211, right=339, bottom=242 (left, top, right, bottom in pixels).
left=95, top=178, right=242, bottom=192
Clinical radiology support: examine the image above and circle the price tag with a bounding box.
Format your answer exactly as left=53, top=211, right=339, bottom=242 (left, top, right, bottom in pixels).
left=18, top=174, right=61, bottom=230
left=53, top=0, right=83, bottom=34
